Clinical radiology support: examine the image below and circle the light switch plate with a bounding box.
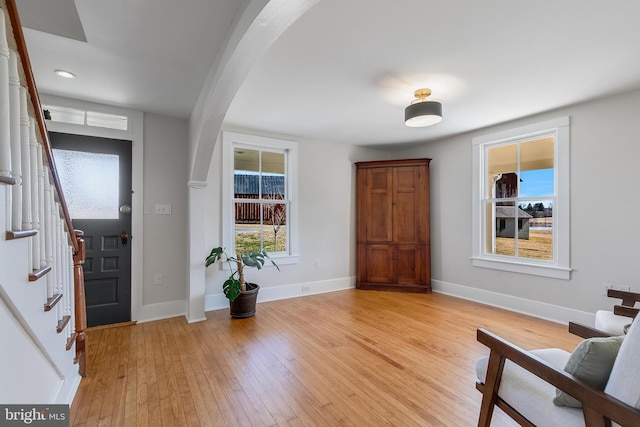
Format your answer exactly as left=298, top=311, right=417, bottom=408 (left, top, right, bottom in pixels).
left=155, top=204, right=172, bottom=215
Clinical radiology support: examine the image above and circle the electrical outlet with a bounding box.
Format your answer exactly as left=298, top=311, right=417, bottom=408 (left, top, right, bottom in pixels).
left=602, top=283, right=612, bottom=296
left=154, top=274, right=163, bottom=285
left=315, top=259, right=321, bottom=269
left=301, top=285, right=311, bottom=293
left=613, top=284, right=631, bottom=292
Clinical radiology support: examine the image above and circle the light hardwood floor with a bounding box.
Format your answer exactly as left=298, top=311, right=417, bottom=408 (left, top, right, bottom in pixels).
left=70, top=290, right=582, bottom=426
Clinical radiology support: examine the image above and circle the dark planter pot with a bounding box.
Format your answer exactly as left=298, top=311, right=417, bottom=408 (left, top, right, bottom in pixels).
left=229, top=282, right=260, bottom=318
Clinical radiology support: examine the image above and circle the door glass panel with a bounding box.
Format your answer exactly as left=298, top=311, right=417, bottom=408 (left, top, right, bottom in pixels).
left=53, top=149, right=119, bottom=219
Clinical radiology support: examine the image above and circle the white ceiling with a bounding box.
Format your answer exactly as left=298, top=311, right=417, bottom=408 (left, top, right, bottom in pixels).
left=17, top=0, right=242, bottom=119
left=17, top=0, right=640, bottom=148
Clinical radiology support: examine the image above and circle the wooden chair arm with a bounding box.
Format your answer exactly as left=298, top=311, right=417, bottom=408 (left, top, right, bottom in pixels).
left=607, top=289, right=640, bottom=307
left=568, top=322, right=613, bottom=338
left=476, top=328, right=640, bottom=427
left=613, top=305, right=639, bottom=319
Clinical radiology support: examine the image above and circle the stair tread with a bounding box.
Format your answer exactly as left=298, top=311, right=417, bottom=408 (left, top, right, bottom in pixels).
left=0, top=176, right=16, bottom=185
left=57, top=315, right=71, bottom=333
left=44, top=293, right=63, bottom=312
left=66, top=333, right=77, bottom=350
left=29, top=265, right=52, bottom=282
left=6, top=229, right=38, bottom=240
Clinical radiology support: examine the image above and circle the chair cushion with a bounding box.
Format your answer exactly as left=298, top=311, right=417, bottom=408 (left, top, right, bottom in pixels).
left=595, top=310, right=633, bottom=336
left=605, top=319, right=640, bottom=409
left=553, top=335, right=624, bottom=407
left=476, top=348, right=585, bottom=427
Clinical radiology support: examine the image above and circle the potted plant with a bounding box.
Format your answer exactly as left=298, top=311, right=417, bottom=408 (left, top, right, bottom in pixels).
left=205, top=247, right=279, bottom=318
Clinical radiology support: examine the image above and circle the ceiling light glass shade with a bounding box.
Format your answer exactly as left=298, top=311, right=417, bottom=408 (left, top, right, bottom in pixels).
left=55, top=69, right=76, bottom=79
left=404, top=101, right=442, bottom=127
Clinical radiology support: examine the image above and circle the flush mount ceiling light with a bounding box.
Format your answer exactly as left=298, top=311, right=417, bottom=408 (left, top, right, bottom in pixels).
left=55, top=69, right=76, bottom=79
left=404, top=88, right=442, bottom=127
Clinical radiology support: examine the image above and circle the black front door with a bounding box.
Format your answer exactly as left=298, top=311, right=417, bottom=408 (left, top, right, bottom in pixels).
left=51, top=132, right=132, bottom=327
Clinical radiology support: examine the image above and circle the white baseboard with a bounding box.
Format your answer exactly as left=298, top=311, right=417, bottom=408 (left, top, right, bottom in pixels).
left=139, top=278, right=593, bottom=328
left=205, top=276, right=356, bottom=312
left=432, top=279, right=595, bottom=326
left=56, top=374, right=82, bottom=406
left=138, top=299, right=187, bottom=323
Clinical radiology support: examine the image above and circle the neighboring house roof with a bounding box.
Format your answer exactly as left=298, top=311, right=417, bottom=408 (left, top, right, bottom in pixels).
left=234, top=173, right=284, bottom=196
left=495, top=206, right=533, bottom=219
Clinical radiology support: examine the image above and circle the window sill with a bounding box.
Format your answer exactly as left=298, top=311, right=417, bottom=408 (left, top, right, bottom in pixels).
left=270, top=254, right=299, bottom=266
left=471, top=257, right=571, bottom=280
left=219, top=254, right=298, bottom=272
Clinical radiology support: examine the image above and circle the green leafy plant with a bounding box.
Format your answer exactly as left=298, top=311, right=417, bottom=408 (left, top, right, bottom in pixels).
left=205, top=247, right=279, bottom=301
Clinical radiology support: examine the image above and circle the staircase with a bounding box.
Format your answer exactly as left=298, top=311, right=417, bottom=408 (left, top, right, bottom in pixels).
left=0, top=0, right=86, bottom=405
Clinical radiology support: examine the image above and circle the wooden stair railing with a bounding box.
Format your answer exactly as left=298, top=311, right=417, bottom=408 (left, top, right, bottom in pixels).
left=2, top=0, right=87, bottom=377
left=73, top=230, right=87, bottom=376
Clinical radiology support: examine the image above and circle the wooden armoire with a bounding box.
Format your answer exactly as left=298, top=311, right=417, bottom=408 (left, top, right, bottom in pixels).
left=355, top=158, right=431, bottom=293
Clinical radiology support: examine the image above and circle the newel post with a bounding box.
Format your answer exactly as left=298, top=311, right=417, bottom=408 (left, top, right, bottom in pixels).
left=73, top=229, right=87, bottom=377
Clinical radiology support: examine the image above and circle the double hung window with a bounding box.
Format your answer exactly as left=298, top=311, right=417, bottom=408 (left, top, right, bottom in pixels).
left=471, top=117, right=570, bottom=279
left=222, top=132, right=298, bottom=264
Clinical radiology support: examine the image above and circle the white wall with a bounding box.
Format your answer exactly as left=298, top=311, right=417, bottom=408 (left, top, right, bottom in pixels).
left=0, top=297, right=62, bottom=403
left=399, top=88, right=640, bottom=323
left=0, top=183, right=80, bottom=404
left=141, top=114, right=188, bottom=318
left=204, top=131, right=389, bottom=309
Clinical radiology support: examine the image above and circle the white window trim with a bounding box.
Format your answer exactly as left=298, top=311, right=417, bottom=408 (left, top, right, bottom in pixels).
left=222, top=131, right=299, bottom=265
left=471, top=116, right=571, bottom=280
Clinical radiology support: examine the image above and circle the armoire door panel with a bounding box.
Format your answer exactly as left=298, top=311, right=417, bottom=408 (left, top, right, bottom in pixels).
left=393, top=167, right=422, bottom=242
left=394, top=167, right=418, bottom=190
left=366, top=168, right=393, bottom=242
left=394, top=191, right=418, bottom=242
left=366, top=245, right=395, bottom=283
left=368, top=191, right=392, bottom=241
left=418, top=166, right=430, bottom=242
left=369, top=168, right=390, bottom=191
left=396, top=244, right=427, bottom=285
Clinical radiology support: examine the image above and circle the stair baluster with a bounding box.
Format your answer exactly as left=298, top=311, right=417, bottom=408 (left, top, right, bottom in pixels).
left=9, top=49, right=21, bottom=231
left=0, top=9, right=12, bottom=191
left=29, top=118, right=40, bottom=269
left=37, top=143, right=46, bottom=269
left=20, top=87, right=32, bottom=234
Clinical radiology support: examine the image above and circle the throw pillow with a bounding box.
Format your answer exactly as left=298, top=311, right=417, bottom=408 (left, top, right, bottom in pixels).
left=553, top=335, right=624, bottom=407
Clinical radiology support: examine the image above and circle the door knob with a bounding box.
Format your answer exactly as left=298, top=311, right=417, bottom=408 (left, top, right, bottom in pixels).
left=120, top=204, right=132, bottom=214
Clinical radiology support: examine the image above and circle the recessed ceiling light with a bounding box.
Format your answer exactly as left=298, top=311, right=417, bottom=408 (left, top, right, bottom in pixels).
left=55, top=70, right=76, bottom=79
